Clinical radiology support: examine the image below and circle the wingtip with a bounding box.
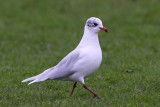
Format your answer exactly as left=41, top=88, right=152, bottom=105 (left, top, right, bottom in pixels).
left=21, top=80, right=26, bottom=83
left=28, top=81, right=33, bottom=85
left=27, top=79, right=38, bottom=85
left=28, top=83, right=31, bottom=85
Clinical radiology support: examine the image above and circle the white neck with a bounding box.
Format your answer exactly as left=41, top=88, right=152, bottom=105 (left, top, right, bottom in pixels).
left=77, top=27, right=100, bottom=48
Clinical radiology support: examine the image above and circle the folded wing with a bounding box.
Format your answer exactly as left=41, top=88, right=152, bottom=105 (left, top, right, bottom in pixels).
left=22, top=50, right=80, bottom=85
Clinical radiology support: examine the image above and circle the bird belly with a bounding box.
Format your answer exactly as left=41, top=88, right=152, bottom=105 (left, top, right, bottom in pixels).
left=57, top=47, right=102, bottom=83
left=69, top=48, right=102, bottom=81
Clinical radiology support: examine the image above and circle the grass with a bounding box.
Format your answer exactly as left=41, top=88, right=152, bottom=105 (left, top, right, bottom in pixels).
left=0, top=0, right=160, bottom=106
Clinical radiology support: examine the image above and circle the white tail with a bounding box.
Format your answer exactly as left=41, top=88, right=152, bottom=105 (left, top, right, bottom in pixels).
left=21, top=74, right=45, bottom=85
left=22, top=67, right=55, bottom=85
left=22, top=75, right=38, bottom=83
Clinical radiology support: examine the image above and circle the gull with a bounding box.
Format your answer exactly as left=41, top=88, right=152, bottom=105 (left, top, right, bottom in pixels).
left=22, top=17, right=108, bottom=99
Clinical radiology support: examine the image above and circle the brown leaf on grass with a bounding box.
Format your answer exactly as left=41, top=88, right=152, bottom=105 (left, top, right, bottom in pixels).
left=97, top=75, right=103, bottom=79
left=126, top=70, right=136, bottom=73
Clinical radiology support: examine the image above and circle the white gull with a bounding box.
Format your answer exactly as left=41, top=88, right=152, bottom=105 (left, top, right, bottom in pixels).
left=22, top=17, right=108, bottom=99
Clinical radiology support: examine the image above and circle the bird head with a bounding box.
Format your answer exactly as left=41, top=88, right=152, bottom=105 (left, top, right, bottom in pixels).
left=85, top=17, right=108, bottom=33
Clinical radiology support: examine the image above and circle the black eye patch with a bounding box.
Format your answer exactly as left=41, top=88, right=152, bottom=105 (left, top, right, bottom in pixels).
left=87, top=20, right=98, bottom=27
left=93, top=23, right=98, bottom=26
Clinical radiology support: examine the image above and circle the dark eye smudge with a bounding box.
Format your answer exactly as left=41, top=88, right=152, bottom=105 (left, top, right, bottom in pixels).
left=94, top=23, right=98, bottom=26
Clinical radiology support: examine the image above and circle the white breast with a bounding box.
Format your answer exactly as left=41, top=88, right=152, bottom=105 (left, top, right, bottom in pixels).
left=69, top=46, right=102, bottom=81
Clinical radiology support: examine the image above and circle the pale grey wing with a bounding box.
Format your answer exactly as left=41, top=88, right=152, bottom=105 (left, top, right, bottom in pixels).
left=22, top=50, right=81, bottom=85
left=47, top=50, right=80, bottom=80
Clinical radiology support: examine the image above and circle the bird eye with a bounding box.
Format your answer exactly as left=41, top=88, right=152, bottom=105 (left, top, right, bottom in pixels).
left=93, top=23, right=98, bottom=26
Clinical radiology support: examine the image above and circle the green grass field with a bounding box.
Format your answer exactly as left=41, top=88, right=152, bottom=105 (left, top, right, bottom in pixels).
left=0, top=0, right=160, bottom=106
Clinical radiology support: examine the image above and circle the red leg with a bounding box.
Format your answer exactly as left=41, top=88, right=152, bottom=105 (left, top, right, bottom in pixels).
left=83, top=84, right=101, bottom=99
left=70, top=82, right=77, bottom=96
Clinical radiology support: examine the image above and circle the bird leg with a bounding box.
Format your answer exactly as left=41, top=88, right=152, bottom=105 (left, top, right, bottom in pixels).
left=83, top=84, right=101, bottom=99
left=70, top=82, right=77, bottom=96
